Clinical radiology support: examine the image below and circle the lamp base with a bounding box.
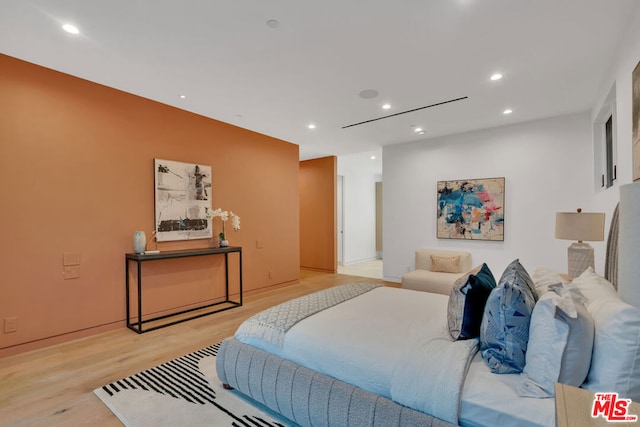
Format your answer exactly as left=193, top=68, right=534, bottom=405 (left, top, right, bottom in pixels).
left=567, top=242, right=594, bottom=279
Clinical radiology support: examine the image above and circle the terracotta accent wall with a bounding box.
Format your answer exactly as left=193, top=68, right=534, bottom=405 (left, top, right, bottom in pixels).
left=0, top=54, right=300, bottom=356
left=300, top=157, right=337, bottom=273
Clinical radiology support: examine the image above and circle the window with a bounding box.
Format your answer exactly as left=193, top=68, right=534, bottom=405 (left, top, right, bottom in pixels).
left=605, top=115, right=615, bottom=188
left=593, top=85, right=617, bottom=191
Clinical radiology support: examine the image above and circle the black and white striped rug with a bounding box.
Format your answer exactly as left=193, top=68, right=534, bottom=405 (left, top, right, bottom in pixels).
left=94, top=342, right=294, bottom=427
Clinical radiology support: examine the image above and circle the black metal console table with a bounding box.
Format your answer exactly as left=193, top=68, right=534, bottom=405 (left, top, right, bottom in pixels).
left=125, top=246, right=242, bottom=333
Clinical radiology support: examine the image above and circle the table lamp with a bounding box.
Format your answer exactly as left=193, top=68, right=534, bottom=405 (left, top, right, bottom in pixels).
left=555, top=209, right=605, bottom=279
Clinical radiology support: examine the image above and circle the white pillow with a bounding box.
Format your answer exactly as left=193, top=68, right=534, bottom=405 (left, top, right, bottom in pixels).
left=518, top=284, right=594, bottom=398
left=531, top=266, right=569, bottom=298
left=572, top=267, right=640, bottom=402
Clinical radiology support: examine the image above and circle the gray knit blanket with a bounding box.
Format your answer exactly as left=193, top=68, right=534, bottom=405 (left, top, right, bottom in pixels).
left=235, top=283, right=382, bottom=347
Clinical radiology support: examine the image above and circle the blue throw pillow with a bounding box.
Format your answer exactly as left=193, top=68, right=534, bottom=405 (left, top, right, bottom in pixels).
left=480, top=259, right=537, bottom=374
left=448, top=263, right=497, bottom=340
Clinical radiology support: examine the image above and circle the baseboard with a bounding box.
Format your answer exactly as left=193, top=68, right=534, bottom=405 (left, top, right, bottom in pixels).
left=0, top=321, right=123, bottom=358
left=342, top=257, right=380, bottom=266
left=300, top=266, right=337, bottom=273
left=243, top=279, right=300, bottom=296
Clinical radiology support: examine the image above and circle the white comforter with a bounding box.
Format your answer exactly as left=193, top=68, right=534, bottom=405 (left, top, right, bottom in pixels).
left=237, top=286, right=555, bottom=426
left=391, top=336, right=479, bottom=423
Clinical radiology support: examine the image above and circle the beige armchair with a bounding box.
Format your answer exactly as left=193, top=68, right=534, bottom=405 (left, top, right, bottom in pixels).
left=401, top=249, right=472, bottom=295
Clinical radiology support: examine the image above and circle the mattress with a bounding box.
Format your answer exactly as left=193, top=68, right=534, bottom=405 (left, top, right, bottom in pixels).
left=237, top=286, right=555, bottom=426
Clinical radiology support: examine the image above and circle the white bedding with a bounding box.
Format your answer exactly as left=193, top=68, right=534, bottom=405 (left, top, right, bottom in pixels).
left=237, top=286, right=555, bottom=426
left=391, top=336, right=479, bottom=423
left=461, top=354, right=555, bottom=427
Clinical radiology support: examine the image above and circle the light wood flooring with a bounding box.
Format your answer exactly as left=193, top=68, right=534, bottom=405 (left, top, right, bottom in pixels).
left=337, top=259, right=383, bottom=279
left=0, top=270, right=392, bottom=427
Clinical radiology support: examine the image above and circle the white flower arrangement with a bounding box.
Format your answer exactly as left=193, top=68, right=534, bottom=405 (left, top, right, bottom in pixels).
left=207, top=208, right=240, bottom=241
left=230, top=211, right=241, bottom=231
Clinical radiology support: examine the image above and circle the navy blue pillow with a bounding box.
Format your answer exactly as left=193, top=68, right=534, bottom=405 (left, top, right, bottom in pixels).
left=448, top=263, right=497, bottom=340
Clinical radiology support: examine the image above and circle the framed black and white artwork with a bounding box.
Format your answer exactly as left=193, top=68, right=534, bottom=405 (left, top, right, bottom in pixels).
left=154, top=158, right=212, bottom=241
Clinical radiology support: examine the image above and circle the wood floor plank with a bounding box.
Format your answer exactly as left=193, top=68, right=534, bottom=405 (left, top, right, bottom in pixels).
left=0, top=271, right=387, bottom=426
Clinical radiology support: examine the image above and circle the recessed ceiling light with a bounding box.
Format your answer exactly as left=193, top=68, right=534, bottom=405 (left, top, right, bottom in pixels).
left=419, top=131, right=425, bottom=135
left=414, top=127, right=423, bottom=133
left=179, top=95, right=186, bottom=99
left=62, top=24, right=80, bottom=34
left=490, top=73, right=503, bottom=81
left=503, top=109, right=513, bottom=115
left=266, top=19, right=280, bottom=29
left=308, top=124, right=316, bottom=129
left=382, top=104, right=391, bottom=110
left=371, top=156, right=376, bottom=160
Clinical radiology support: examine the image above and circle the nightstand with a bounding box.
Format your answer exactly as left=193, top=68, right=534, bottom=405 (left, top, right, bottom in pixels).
left=555, top=383, right=640, bottom=426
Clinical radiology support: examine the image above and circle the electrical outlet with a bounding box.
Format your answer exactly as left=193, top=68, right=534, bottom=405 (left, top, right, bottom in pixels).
left=63, top=252, right=81, bottom=266
left=63, top=266, right=80, bottom=279
left=256, top=240, right=264, bottom=249
left=4, top=317, right=17, bottom=333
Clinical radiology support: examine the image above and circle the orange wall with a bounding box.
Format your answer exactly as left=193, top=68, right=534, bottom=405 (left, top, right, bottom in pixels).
left=0, top=54, right=300, bottom=356
left=300, top=157, right=337, bottom=273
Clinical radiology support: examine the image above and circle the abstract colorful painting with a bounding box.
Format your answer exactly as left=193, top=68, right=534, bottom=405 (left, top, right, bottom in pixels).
left=154, top=159, right=212, bottom=242
left=437, top=177, right=505, bottom=241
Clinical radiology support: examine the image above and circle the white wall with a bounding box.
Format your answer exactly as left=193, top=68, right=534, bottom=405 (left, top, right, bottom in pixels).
left=591, top=4, right=640, bottom=306
left=592, top=4, right=640, bottom=214
left=383, top=112, right=600, bottom=282
left=338, top=150, right=382, bottom=265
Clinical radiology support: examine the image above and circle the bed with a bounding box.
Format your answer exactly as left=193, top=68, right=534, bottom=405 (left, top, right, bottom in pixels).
left=216, top=261, right=640, bottom=426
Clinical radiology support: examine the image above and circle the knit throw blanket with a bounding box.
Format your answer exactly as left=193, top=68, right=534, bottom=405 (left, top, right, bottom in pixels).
left=236, top=283, right=382, bottom=347
left=391, top=337, right=479, bottom=424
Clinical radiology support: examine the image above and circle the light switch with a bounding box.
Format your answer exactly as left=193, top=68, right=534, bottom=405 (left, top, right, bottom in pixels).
left=63, top=252, right=81, bottom=266
left=63, top=266, right=80, bottom=279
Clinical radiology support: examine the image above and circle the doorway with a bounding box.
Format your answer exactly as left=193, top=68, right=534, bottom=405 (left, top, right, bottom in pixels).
left=337, top=175, right=344, bottom=265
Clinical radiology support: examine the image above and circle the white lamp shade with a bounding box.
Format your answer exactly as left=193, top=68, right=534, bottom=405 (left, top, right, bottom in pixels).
left=555, top=212, right=605, bottom=242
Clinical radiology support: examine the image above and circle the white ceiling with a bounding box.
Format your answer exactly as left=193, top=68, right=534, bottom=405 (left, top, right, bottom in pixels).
left=0, top=1, right=637, bottom=161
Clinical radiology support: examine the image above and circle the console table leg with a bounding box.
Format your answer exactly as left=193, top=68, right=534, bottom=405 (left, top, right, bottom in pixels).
left=224, top=253, right=229, bottom=302
left=125, top=259, right=130, bottom=328
left=239, top=251, right=243, bottom=306
left=137, top=261, right=142, bottom=333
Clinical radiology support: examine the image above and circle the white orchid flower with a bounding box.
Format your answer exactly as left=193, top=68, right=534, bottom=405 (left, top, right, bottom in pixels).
left=231, top=212, right=241, bottom=231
